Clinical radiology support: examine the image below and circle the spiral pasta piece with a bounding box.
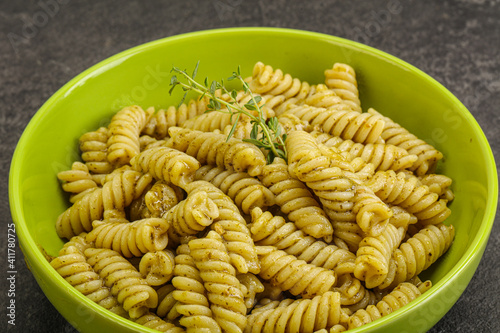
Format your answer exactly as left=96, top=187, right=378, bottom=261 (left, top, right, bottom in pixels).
left=143, top=88, right=258, bottom=140
left=419, top=173, right=455, bottom=201
left=86, top=217, right=169, bottom=258
left=189, top=231, right=247, bottom=333
left=285, top=131, right=357, bottom=223
left=57, top=162, right=99, bottom=202
left=143, top=181, right=184, bottom=218
left=107, top=105, right=153, bottom=167
left=246, top=61, right=312, bottom=115
left=352, top=186, right=393, bottom=236
left=62, top=233, right=94, bottom=253
left=324, top=63, right=361, bottom=112
left=258, top=157, right=333, bottom=239
left=277, top=112, right=312, bottom=133
left=331, top=221, right=365, bottom=253
left=348, top=281, right=428, bottom=329
left=246, top=291, right=347, bottom=333
left=56, top=169, right=154, bottom=239
left=354, top=223, right=405, bottom=289
left=138, top=134, right=160, bottom=151
left=171, top=243, right=222, bottom=332
left=166, top=127, right=266, bottom=177
left=79, top=126, right=114, bottom=176
left=388, top=206, right=418, bottom=230
left=182, top=109, right=242, bottom=133
left=184, top=180, right=260, bottom=274
left=164, top=190, right=219, bottom=243
left=85, top=247, right=158, bottom=319
left=131, top=146, right=201, bottom=188
left=380, top=223, right=455, bottom=290
left=247, top=61, right=308, bottom=99
left=283, top=105, right=385, bottom=144
left=347, top=157, right=376, bottom=183
left=369, top=108, right=443, bottom=175
left=286, top=131, right=392, bottom=236
left=257, top=245, right=336, bottom=298
left=134, top=312, right=184, bottom=333
left=128, top=185, right=153, bottom=221
left=195, top=165, right=275, bottom=214
left=312, top=131, right=418, bottom=172
left=250, top=298, right=295, bottom=314
left=237, top=273, right=265, bottom=310
left=255, top=282, right=286, bottom=304
left=142, top=96, right=211, bottom=139
left=250, top=207, right=355, bottom=274
left=139, top=250, right=175, bottom=286
left=285, top=128, right=356, bottom=175
left=156, top=284, right=180, bottom=321
left=366, top=170, right=451, bottom=225
left=314, top=325, right=348, bottom=333
left=303, top=84, right=353, bottom=111
left=333, top=273, right=379, bottom=311
left=50, top=245, right=127, bottom=317
left=101, top=168, right=154, bottom=218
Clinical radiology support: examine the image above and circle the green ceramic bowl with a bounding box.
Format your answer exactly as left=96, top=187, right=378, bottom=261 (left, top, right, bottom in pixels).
left=9, top=27, right=498, bottom=332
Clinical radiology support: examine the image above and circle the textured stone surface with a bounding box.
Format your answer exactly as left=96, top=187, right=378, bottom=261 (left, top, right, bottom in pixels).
left=1, top=0, right=499, bottom=332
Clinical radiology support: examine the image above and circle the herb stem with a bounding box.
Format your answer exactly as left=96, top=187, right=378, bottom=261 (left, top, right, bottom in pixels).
left=170, top=64, right=287, bottom=163
left=174, top=74, right=256, bottom=121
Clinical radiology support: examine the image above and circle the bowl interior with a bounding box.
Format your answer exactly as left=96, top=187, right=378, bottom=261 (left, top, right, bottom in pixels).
left=9, top=28, right=498, bottom=333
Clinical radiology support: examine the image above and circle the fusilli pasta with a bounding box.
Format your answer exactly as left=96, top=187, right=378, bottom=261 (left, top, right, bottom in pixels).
left=57, top=161, right=99, bottom=202
left=56, top=169, right=153, bottom=239
left=50, top=245, right=127, bottom=317
left=86, top=217, right=169, bottom=258
left=131, top=146, right=201, bottom=188
left=189, top=231, right=247, bottom=332
left=164, top=189, right=219, bottom=244
left=51, top=60, right=457, bottom=333
left=107, top=105, right=154, bottom=167
left=324, top=63, right=361, bottom=112
left=166, top=127, right=266, bottom=177
left=250, top=207, right=355, bottom=274
left=246, top=291, right=348, bottom=333
left=312, top=131, right=418, bottom=172
left=142, top=96, right=211, bottom=139
left=258, top=157, right=333, bottom=239
left=347, top=281, right=431, bottom=329
left=283, top=105, right=385, bottom=144
left=79, top=126, right=114, bottom=176
left=366, top=170, right=451, bottom=225
left=195, top=165, right=275, bottom=215
left=184, top=180, right=260, bottom=274
left=379, top=223, right=455, bottom=290
left=85, top=247, right=158, bottom=319
left=354, top=224, right=405, bottom=289
left=369, top=108, right=443, bottom=176
left=172, top=243, right=221, bottom=332
left=257, top=245, right=337, bottom=299
left=139, top=250, right=175, bottom=286
left=134, top=312, right=184, bottom=333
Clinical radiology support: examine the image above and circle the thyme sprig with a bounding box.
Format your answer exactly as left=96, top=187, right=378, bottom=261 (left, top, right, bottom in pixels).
left=169, top=61, right=287, bottom=163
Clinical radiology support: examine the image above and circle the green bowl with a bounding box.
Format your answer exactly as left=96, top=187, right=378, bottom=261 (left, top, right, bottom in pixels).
left=9, top=27, right=498, bottom=333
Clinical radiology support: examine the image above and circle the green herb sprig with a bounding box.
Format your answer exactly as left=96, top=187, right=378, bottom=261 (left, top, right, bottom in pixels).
left=169, top=61, right=287, bottom=164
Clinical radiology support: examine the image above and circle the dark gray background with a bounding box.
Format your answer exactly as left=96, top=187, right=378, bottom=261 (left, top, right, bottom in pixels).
left=1, top=0, right=499, bottom=332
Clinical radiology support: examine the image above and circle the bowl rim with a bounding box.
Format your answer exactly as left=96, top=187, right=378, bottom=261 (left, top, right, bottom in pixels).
left=9, top=26, right=499, bottom=332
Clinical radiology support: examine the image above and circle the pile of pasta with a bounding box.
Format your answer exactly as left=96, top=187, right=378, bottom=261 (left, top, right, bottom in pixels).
left=50, top=61, right=455, bottom=333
